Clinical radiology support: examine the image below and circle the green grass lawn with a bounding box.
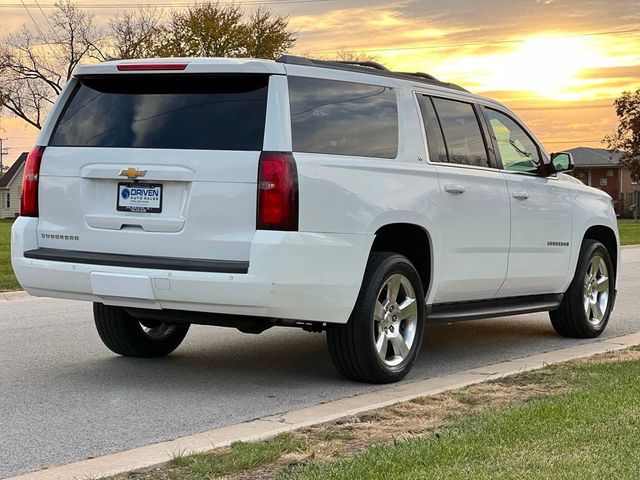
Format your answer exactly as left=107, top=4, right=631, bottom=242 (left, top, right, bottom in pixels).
left=618, top=219, right=640, bottom=246
left=283, top=353, right=640, bottom=480
left=0, top=219, right=20, bottom=291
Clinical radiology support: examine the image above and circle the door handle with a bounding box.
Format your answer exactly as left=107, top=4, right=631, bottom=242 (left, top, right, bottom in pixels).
left=512, top=190, right=530, bottom=200
left=444, top=184, right=466, bottom=195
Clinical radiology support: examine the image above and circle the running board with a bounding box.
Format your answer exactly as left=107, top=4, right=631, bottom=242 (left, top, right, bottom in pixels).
left=426, top=294, right=564, bottom=324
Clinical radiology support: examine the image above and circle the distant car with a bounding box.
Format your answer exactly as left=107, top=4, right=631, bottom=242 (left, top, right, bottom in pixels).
left=12, top=56, right=619, bottom=383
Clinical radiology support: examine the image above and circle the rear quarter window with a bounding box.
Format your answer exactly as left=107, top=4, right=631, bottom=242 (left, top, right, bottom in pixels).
left=50, top=74, right=269, bottom=151
left=431, top=97, right=489, bottom=168
left=288, top=77, right=398, bottom=159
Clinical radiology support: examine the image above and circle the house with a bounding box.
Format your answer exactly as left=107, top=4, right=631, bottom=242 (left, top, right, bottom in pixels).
left=0, top=152, right=27, bottom=219
left=567, top=147, right=640, bottom=217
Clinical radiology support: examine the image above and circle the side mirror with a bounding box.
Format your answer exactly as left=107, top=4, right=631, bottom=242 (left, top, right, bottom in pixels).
left=550, top=152, right=575, bottom=173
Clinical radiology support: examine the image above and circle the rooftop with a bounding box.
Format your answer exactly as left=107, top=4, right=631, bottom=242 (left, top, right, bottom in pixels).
left=0, top=152, right=27, bottom=188
left=567, top=147, right=624, bottom=167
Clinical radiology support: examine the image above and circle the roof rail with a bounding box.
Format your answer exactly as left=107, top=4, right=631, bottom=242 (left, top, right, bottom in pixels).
left=398, top=72, right=438, bottom=81
left=276, top=55, right=469, bottom=93
left=276, top=55, right=388, bottom=72
left=331, top=60, right=390, bottom=71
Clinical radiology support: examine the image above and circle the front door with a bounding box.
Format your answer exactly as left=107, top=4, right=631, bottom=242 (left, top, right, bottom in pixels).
left=482, top=107, right=573, bottom=296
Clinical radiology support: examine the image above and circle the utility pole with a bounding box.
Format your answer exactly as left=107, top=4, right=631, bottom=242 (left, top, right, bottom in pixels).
left=0, top=138, right=8, bottom=175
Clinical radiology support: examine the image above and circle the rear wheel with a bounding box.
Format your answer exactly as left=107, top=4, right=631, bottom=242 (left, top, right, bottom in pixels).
left=93, top=303, right=189, bottom=357
left=550, top=240, right=614, bottom=338
left=326, top=252, right=425, bottom=384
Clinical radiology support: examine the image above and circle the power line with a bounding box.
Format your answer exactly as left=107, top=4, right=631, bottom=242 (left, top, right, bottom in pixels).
left=311, top=27, right=640, bottom=54
left=18, top=0, right=59, bottom=58
left=19, top=0, right=47, bottom=39
left=7, top=5, right=639, bottom=58
left=34, top=0, right=64, bottom=47
left=514, top=104, right=613, bottom=111
left=0, top=0, right=336, bottom=7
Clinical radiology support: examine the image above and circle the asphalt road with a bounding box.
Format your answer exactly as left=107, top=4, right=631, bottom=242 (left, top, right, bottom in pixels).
left=2, top=247, right=640, bottom=478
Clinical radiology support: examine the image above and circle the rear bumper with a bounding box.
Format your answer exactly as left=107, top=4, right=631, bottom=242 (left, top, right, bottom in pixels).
left=11, top=217, right=373, bottom=324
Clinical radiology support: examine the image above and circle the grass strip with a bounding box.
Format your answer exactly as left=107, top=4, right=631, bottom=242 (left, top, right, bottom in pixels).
left=0, top=219, right=19, bottom=291
left=618, top=219, right=640, bottom=246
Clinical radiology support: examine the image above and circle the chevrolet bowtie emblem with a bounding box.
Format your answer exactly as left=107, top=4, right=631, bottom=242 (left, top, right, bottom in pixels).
left=119, top=167, right=147, bottom=180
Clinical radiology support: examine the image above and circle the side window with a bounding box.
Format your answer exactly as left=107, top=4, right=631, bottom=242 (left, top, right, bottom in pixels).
left=416, top=95, right=448, bottom=163
left=485, top=108, right=541, bottom=173
left=6, top=193, right=10, bottom=209
left=431, top=97, right=489, bottom=168
left=288, top=77, right=398, bottom=159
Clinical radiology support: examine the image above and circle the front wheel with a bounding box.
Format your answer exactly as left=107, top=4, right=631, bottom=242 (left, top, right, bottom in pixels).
left=93, top=303, right=190, bottom=357
left=326, top=252, right=425, bottom=384
left=550, top=239, right=615, bottom=338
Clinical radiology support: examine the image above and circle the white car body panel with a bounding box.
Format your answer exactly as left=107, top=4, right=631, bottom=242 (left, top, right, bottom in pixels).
left=12, top=57, right=620, bottom=325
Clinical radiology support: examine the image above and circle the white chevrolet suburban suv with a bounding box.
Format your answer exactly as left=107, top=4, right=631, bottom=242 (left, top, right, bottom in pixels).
left=12, top=56, right=619, bottom=384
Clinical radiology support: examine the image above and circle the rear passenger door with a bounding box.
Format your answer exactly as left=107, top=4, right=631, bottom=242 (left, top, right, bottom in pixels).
left=482, top=107, right=573, bottom=296
left=417, top=95, right=511, bottom=303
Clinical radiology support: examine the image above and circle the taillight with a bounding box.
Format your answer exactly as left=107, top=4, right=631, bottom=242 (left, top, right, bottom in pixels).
left=20, top=146, right=45, bottom=217
left=257, top=152, right=298, bottom=231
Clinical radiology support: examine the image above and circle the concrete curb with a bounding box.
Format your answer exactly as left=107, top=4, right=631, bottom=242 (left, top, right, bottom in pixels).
left=0, top=290, right=31, bottom=302
left=8, top=331, right=640, bottom=480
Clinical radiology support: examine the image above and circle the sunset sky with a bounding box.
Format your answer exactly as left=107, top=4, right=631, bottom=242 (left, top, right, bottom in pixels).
left=0, top=0, right=639, bottom=165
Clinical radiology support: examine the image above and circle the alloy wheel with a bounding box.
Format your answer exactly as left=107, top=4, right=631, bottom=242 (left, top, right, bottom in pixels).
left=583, top=254, right=610, bottom=326
left=373, top=274, right=419, bottom=367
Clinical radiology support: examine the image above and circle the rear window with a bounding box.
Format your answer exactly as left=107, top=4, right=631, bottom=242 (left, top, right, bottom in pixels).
left=50, top=74, right=269, bottom=150
left=288, top=77, right=398, bottom=159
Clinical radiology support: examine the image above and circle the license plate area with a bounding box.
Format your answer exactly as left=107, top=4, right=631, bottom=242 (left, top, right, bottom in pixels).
left=117, top=182, right=163, bottom=213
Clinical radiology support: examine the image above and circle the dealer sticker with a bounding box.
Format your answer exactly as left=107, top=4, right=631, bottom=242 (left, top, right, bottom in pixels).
left=117, top=183, right=163, bottom=213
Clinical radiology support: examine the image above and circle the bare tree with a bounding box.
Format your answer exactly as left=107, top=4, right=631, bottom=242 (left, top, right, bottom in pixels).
left=335, top=50, right=381, bottom=63
left=0, top=0, right=101, bottom=129
left=304, top=50, right=383, bottom=64
left=106, top=8, right=164, bottom=60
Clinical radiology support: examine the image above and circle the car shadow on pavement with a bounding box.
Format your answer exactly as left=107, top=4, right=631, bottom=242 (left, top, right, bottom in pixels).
left=61, top=314, right=562, bottom=393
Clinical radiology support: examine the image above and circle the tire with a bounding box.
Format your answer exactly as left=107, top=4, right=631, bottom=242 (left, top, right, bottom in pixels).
left=93, top=303, right=190, bottom=357
left=326, top=252, right=426, bottom=384
left=550, top=240, right=615, bottom=338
